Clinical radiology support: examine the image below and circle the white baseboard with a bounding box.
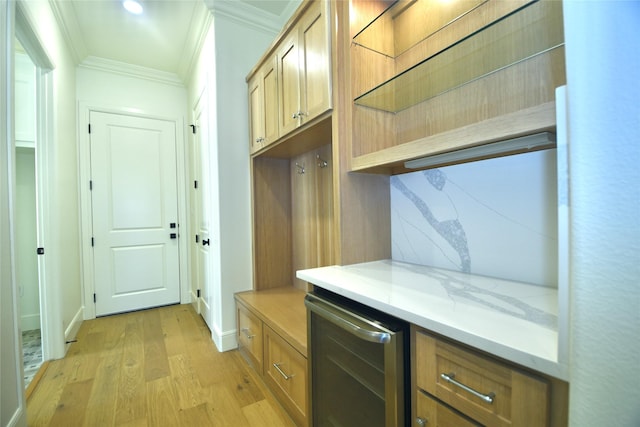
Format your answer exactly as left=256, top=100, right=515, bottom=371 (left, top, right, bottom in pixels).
left=212, top=326, right=238, bottom=352
left=64, top=306, right=84, bottom=353
left=7, top=407, right=26, bottom=427
left=21, top=313, right=40, bottom=331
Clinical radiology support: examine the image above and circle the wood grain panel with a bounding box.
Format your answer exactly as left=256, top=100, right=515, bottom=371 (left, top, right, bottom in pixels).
left=350, top=0, right=397, bottom=39
left=395, top=0, right=533, bottom=72
left=351, top=101, right=557, bottom=173
left=252, top=157, right=292, bottom=290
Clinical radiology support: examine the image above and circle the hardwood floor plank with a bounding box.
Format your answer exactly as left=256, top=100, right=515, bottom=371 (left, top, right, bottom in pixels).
left=47, top=378, right=94, bottom=427
left=159, top=305, right=187, bottom=357
left=177, top=402, right=216, bottom=425
left=26, top=359, right=71, bottom=427
left=243, top=399, right=297, bottom=426
left=143, top=309, right=170, bottom=382
left=115, top=318, right=147, bottom=425
left=82, top=352, right=121, bottom=426
left=146, top=376, right=181, bottom=427
left=27, top=304, right=295, bottom=427
left=168, top=353, right=207, bottom=410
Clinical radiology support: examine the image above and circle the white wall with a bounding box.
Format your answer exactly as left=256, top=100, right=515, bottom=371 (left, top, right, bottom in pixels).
left=564, top=3, right=640, bottom=426
left=188, top=9, right=279, bottom=350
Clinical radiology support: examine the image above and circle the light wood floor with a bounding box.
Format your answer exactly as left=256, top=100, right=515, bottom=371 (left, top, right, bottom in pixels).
left=27, top=304, right=296, bottom=427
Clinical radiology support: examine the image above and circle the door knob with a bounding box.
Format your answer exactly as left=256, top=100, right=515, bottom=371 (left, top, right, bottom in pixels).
left=202, top=239, right=210, bottom=246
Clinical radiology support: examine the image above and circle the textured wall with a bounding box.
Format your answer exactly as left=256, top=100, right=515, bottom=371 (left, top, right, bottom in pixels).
left=564, top=2, right=640, bottom=426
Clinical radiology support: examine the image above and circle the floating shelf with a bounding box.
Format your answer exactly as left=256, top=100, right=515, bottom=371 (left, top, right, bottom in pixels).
left=354, top=0, right=564, bottom=113
left=353, top=0, right=487, bottom=58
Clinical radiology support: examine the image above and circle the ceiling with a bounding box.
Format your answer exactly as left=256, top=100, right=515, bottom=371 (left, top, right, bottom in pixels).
left=50, top=0, right=300, bottom=82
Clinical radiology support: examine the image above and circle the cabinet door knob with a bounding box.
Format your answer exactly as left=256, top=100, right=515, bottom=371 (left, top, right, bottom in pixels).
left=416, top=417, right=428, bottom=426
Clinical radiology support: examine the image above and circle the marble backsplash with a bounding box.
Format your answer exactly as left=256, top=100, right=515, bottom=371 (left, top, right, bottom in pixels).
left=391, top=150, right=558, bottom=287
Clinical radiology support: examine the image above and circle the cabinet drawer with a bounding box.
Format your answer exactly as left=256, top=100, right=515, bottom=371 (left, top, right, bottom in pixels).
left=416, top=331, right=549, bottom=427
left=237, top=303, right=263, bottom=373
left=264, top=325, right=307, bottom=427
left=415, top=390, right=480, bottom=427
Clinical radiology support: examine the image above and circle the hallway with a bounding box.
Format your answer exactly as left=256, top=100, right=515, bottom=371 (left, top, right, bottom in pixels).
left=26, top=305, right=295, bottom=426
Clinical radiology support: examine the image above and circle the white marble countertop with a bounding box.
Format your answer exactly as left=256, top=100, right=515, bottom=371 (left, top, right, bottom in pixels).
left=297, top=259, right=569, bottom=380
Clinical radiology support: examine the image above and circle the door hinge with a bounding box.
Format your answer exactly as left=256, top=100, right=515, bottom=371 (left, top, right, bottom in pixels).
left=190, top=124, right=196, bottom=134
left=194, top=180, right=198, bottom=189
left=197, top=289, right=201, bottom=298
left=88, top=124, right=91, bottom=134
left=36, top=247, right=45, bottom=255
left=93, top=293, right=96, bottom=303
left=195, top=234, right=199, bottom=243
left=89, top=180, right=93, bottom=190
left=91, top=237, right=95, bottom=247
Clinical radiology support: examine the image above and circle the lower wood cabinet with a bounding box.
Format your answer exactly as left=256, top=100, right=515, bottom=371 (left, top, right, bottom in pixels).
left=416, top=389, right=480, bottom=427
left=237, top=302, right=263, bottom=373
left=235, top=290, right=308, bottom=427
left=263, top=325, right=308, bottom=427
left=414, top=330, right=551, bottom=427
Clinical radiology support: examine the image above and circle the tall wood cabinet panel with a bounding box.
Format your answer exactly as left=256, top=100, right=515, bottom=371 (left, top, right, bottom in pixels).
left=291, top=145, right=334, bottom=289
left=252, top=157, right=292, bottom=290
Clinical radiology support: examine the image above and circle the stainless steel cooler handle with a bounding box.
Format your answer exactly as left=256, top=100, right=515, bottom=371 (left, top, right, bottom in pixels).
left=305, top=294, right=392, bottom=344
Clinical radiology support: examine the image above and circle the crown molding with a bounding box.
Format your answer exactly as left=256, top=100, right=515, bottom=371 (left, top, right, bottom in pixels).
left=79, top=56, right=185, bottom=87
left=206, top=0, right=297, bottom=34
left=177, top=2, right=213, bottom=85
left=48, top=0, right=87, bottom=65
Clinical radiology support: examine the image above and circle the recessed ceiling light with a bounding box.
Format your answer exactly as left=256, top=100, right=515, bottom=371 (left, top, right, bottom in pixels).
left=123, top=0, right=143, bottom=15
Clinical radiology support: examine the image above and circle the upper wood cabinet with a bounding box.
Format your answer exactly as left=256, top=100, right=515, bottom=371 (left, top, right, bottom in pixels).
left=278, top=0, right=332, bottom=137
left=248, top=55, right=279, bottom=154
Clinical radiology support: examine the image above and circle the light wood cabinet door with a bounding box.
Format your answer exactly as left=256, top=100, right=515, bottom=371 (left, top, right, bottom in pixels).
left=298, top=0, right=331, bottom=124
left=237, top=303, right=263, bottom=373
left=264, top=325, right=307, bottom=427
left=416, top=331, right=550, bottom=427
left=278, top=0, right=331, bottom=138
left=278, top=32, right=302, bottom=136
left=248, top=72, right=264, bottom=154
left=415, top=389, right=480, bottom=427
left=262, top=56, right=279, bottom=147
left=249, top=56, right=279, bottom=154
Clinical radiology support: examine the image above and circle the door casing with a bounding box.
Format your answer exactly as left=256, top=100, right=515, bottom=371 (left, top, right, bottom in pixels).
left=78, top=102, right=190, bottom=320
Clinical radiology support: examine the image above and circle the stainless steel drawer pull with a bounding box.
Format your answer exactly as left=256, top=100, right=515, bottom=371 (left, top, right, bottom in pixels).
left=240, top=327, right=255, bottom=339
left=273, top=363, right=294, bottom=380
left=440, top=373, right=495, bottom=404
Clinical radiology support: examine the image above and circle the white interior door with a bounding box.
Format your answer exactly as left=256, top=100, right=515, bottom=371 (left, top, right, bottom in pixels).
left=90, top=111, right=180, bottom=316
left=192, top=93, right=213, bottom=329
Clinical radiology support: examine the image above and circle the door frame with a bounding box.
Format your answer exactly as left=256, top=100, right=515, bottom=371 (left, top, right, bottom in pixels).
left=15, top=1, right=63, bottom=361
left=78, top=102, right=190, bottom=319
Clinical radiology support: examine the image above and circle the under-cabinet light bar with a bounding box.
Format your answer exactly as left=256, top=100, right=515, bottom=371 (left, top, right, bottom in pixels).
left=404, top=132, right=556, bottom=169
